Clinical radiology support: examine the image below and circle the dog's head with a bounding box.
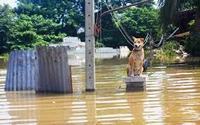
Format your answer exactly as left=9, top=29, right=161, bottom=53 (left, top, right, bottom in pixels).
left=133, top=37, right=144, bottom=50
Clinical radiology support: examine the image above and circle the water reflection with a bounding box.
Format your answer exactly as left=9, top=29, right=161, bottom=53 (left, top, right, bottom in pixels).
left=0, top=59, right=200, bottom=124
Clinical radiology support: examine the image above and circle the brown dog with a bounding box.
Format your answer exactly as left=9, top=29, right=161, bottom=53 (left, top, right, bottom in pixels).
left=127, top=37, right=144, bottom=76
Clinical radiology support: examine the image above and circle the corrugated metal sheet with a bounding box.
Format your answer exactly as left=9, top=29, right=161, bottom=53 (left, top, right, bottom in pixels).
left=5, top=50, right=38, bottom=91
left=36, top=46, right=72, bottom=93
left=5, top=47, right=72, bottom=93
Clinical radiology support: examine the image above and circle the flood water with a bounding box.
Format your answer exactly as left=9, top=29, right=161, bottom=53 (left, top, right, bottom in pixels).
left=0, top=58, right=200, bottom=124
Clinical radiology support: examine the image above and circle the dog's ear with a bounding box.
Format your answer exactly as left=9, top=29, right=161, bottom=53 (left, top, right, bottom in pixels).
left=132, top=36, right=136, bottom=41
left=140, top=38, right=144, bottom=42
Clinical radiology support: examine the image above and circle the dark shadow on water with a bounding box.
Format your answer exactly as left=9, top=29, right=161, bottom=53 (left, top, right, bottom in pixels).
left=126, top=86, right=146, bottom=92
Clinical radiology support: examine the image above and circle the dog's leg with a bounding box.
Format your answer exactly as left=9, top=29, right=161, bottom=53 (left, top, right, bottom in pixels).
left=134, top=61, right=143, bottom=76
left=127, top=65, right=129, bottom=76
left=139, top=67, right=143, bottom=75
left=132, top=67, right=135, bottom=76
left=139, top=61, right=144, bottom=75
left=134, top=68, right=140, bottom=76
left=132, top=62, right=136, bottom=76
left=133, top=62, right=140, bottom=76
left=127, top=65, right=132, bottom=76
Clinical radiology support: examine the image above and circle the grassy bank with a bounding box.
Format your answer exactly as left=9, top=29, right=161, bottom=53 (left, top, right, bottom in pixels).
left=0, top=54, right=9, bottom=62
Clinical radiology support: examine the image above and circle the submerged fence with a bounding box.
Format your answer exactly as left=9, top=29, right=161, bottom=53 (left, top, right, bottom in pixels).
left=5, top=46, right=72, bottom=93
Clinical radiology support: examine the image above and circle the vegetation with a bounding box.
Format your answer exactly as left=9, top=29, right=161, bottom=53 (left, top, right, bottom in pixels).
left=0, top=0, right=158, bottom=53
left=0, top=53, right=9, bottom=62
left=0, top=5, right=15, bottom=53
left=0, top=4, right=66, bottom=54
left=0, top=0, right=199, bottom=59
left=159, top=0, right=200, bottom=56
left=154, top=42, right=178, bottom=63
left=100, top=5, right=160, bottom=48
left=16, top=0, right=84, bottom=36
left=12, top=14, right=66, bottom=49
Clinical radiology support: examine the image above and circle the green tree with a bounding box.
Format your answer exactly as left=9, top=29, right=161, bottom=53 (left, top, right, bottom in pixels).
left=16, top=0, right=84, bottom=36
left=159, top=0, right=200, bottom=32
left=0, top=5, right=16, bottom=54
left=0, top=4, right=66, bottom=53
left=11, top=14, right=66, bottom=50
left=16, top=0, right=155, bottom=41
left=101, top=0, right=154, bottom=7
left=101, top=7, right=160, bottom=48
left=121, top=7, right=160, bottom=37
left=159, top=0, right=200, bottom=56
left=0, top=1, right=161, bottom=53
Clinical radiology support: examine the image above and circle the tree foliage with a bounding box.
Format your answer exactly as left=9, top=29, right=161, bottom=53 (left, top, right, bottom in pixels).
left=0, top=5, right=66, bottom=53
left=16, top=0, right=84, bottom=36
left=159, top=0, right=200, bottom=55
left=1, top=0, right=188, bottom=56
left=0, top=5, right=16, bottom=53
left=99, top=0, right=154, bottom=7
left=101, top=7, right=160, bottom=48
left=11, top=14, right=66, bottom=50
left=121, top=7, right=160, bottom=37
left=159, top=0, right=200, bottom=32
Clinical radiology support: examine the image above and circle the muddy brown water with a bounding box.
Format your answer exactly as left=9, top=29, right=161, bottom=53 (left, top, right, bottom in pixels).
left=0, top=59, right=200, bottom=125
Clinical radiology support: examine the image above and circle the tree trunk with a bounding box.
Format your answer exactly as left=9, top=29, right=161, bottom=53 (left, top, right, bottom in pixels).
left=170, top=0, right=177, bottom=20
left=194, top=10, right=200, bottom=32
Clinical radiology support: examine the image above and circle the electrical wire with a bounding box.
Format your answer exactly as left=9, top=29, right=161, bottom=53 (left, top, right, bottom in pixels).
left=106, top=5, right=135, bottom=47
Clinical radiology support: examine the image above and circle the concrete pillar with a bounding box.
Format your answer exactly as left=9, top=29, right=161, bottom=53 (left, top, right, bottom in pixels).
left=85, top=0, right=95, bottom=91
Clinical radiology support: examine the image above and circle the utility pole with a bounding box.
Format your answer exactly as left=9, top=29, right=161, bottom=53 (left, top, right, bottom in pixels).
left=85, top=0, right=95, bottom=91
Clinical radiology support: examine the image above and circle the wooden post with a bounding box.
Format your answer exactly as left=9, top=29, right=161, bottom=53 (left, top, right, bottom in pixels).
left=85, top=0, right=95, bottom=91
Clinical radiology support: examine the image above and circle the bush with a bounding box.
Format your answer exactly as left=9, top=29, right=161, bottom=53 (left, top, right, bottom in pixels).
left=184, top=33, right=200, bottom=56
left=0, top=53, right=9, bottom=62
left=154, top=41, right=178, bottom=63
left=10, top=14, right=67, bottom=50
